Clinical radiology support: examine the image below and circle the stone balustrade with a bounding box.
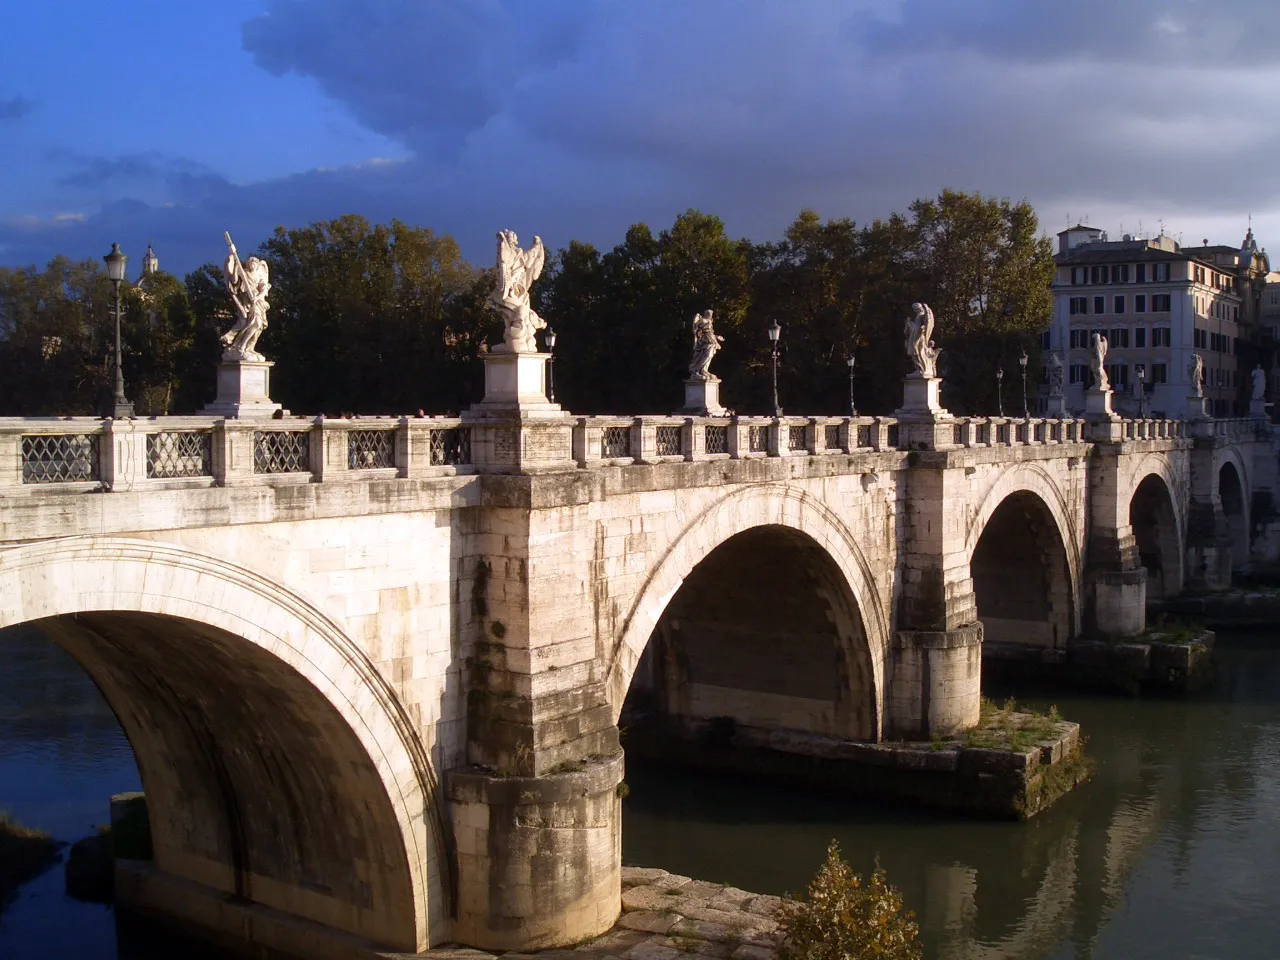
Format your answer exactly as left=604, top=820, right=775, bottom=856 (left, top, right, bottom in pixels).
left=0, top=415, right=475, bottom=493
left=0, top=410, right=1211, bottom=494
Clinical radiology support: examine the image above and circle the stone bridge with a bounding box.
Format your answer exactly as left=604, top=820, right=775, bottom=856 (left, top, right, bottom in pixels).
left=0, top=396, right=1274, bottom=956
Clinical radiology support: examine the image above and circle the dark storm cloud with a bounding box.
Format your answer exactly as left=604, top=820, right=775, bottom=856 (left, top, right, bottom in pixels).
left=0, top=96, right=34, bottom=120
left=6, top=0, right=1280, bottom=274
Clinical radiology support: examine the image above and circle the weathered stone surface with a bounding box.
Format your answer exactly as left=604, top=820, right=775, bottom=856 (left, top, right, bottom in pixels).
left=618, top=912, right=681, bottom=936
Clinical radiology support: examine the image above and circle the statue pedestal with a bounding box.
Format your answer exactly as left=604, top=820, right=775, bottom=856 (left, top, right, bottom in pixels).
left=1186, top=394, right=1211, bottom=419
left=680, top=377, right=727, bottom=416
left=895, top=375, right=948, bottom=419
left=467, top=351, right=564, bottom=419
left=1251, top=397, right=1267, bottom=418
left=200, top=359, right=282, bottom=419
left=1046, top=394, right=1069, bottom=418
left=1084, top=388, right=1115, bottom=420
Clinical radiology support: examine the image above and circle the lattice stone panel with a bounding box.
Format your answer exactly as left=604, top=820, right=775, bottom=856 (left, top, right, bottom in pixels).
left=997, top=424, right=1011, bottom=445
left=254, top=431, right=311, bottom=474
left=349, top=429, right=396, bottom=470
left=886, top=425, right=900, bottom=449
left=601, top=426, right=632, bottom=459
left=656, top=425, right=683, bottom=457
left=748, top=426, right=767, bottom=453
left=22, top=434, right=98, bottom=483
left=976, top=424, right=991, bottom=445
left=704, top=425, right=728, bottom=455
left=146, top=431, right=212, bottom=479
left=856, top=425, right=872, bottom=448
left=953, top=424, right=966, bottom=446
left=788, top=425, right=808, bottom=452
left=429, top=428, right=472, bottom=466
left=824, top=425, right=841, bottom=451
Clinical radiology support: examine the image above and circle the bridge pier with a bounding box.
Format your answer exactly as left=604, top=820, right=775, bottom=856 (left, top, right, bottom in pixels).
left=1086, top=444, right=1148, bottom=637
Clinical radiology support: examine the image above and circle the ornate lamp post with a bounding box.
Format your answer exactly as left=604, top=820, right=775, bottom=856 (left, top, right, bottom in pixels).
left=996, top=364, right=1004, bottom=417
left=1136, top=363, right=1147, bottom=418
left=544, top=326, right=557, bottom=403
left=769, top=320, right=782, bottom=417
left=102, top=243, right=133, bottom=419
left=846, top=353, right=857, bottom=417
left=1019, top=349, right=1029, bottom=418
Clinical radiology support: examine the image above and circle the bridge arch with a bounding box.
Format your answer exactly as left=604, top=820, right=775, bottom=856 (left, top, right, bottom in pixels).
left=1218, top=457, right=1250, bottom=566
left=1129, top=471, right=1184, bottom=599
left=967, top=466, right=1082, bottom=647
left=608, top=485, right=889, bottom=739
left=0, top=537, right=442, bottom=953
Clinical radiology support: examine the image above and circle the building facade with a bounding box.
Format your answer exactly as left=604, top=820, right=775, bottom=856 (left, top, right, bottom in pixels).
left=1049, top=226, right=1269, bottom=418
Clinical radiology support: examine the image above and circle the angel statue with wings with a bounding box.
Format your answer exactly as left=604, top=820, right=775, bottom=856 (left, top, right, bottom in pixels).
left=904, top=302, right=940, bottom=378
left=220, top=231, right=270, bottom=362
left=689, top=310, right=724, bottom=380
left=1189, top=353, right=1205, bottom=398
left=1090, top=333, right=1110, bottom=392
left=490, top=230, right=547, bottom=352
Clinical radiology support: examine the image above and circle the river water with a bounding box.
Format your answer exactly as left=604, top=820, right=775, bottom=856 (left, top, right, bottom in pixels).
left=2, top=624, right=1279, bottom=959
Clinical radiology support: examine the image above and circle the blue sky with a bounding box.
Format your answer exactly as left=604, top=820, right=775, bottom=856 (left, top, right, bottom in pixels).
left=3, top=0, right=1279, bottom=277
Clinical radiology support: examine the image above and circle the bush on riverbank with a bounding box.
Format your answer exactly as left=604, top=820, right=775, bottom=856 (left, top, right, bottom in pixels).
left=778, top=841, right=921, bottom=960
left=0, top=811, right=60, bottom=904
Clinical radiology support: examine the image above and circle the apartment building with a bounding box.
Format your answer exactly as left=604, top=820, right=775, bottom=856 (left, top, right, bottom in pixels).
left=1049, top=225, right=1270, bottom=418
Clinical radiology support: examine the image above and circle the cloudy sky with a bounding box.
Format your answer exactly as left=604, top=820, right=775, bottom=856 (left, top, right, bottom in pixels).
left=3, top=0, right=1278, bottom=277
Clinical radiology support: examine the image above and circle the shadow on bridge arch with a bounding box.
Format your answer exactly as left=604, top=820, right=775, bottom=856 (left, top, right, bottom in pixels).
left=608, top=486, right=889, bottom=743
left=0, top=538, right=442, bottom=954
left=1129, top=472, right=1184, bottom=599
left=967, top=476, right=1080, bottom=650
left=1219, top=459, right=1249, bottom=567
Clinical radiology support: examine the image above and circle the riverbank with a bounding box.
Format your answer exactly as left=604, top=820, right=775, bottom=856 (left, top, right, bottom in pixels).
left=0, top=812, right=59, bottom=905
left=426, top=867, right=785, bottom=960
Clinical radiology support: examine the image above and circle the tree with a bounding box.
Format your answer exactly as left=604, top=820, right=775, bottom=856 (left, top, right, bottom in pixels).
left=908, top=190, right=1054, bottom=414
left=778, top=841, right=921, bottom=960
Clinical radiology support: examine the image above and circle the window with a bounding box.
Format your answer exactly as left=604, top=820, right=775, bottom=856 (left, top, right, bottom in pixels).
left=1069, top=364, right=1088, bottom=384
left=1233, top=306, right=1239, bottom=322
left=1070, top=329, right=1088, bottom=348
left=1072, top=266, right=1087, bottom=285
left=1135, top=294, right=1147, bottom=313
left=1114, top=295, right=1125, bottom=314
left=1094, top=295, right=1106, bottom=314
left=1112, top=264, right=1130, bottom=283
left=1195, top=266, right=1205, bottom=284
left=1039, top=330, right=1051, bottom=350
left=1069, top=296, right=1088, bottom=315
left=1111, top=327, right=1129, bottom=347
left=1136, top=263, right=1147, bottom=283
left=1090, top=265, right=1110, bottom=284
left=1152, top=294, right=1171, bottom=312
left=1135, top=327, right=1147, bottom=348
left=1194, top=328, right=1206, bottom=349
left=1151, top=363, right=1167, bottom=383
left=1107, top=363, right=1129, bottom=387
left=1153, top=263, right=1170, bottom=282
left=1270, top=292, right=1277, bottom=306
left=1153, top=326, right=1171, bottom=347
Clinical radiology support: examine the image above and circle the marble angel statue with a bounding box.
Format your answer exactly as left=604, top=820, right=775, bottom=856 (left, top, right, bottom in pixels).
left=1189, top=353, right=1204, bottom=398
left=1047, top=351, right=1065, bottom=396
left=490, top=230, right=546, bottom=352
left=1252, top=364, right=1266, bottom=401
left=1089, top=333, right=1109, bottom=391
left=689, top=310, right=724, bottom=380
left=220, top=231, right=270, bottom=362
left=904, top=302, right=940, bottom=378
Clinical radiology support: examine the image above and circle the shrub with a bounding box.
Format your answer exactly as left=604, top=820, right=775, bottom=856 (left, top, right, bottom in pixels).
left=778, top=841, right=921, bottom=960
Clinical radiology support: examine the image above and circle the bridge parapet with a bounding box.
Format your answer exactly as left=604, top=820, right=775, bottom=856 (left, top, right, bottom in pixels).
left=0, top=414, right=476, bottom=494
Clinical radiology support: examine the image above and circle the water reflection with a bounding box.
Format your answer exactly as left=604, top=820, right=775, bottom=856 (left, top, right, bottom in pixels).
left=4, top=624, right=1280, bottom=958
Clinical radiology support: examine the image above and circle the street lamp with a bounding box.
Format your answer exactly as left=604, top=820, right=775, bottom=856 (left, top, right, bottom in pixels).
left=1136, top=363, right=1147, bottom=418
left=1019, top=349, right=1029, bottom=418
left=996, top=364, right=1004, bottom=417
left=544, top=327, right=557, bottom=403
left=846, top=353, right=857, bottom=417
left=768, top=320, right=783, bottom=417
left=102, top=243, right=133, bottom=419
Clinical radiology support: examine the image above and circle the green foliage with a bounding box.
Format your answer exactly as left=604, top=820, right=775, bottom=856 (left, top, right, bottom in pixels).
left=778, top=841, right=921, bottom=960
left=964, top=698, right=1064, bottom=752
left=0, top=810, right=59, bottom=903
left=1, top=191, right=1053, bottom=418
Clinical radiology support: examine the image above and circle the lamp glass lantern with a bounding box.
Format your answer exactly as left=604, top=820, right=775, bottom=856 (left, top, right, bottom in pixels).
left=103, top=243, right=128, bottom=283
left=102, top=242, right=133, bottom=418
